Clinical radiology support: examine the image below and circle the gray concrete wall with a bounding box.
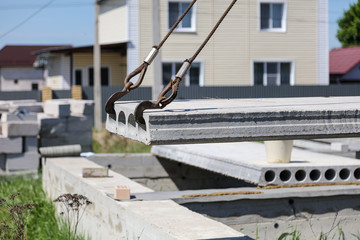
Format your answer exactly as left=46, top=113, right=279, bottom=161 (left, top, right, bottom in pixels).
left=43, top=156, right=250, bottom=239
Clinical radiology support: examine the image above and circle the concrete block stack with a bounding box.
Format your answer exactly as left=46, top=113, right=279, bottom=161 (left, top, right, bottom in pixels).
left=0, top=99, right=94, bottom=173
left=0, top=113, right=39, bottom=172
left=39, top=99, right=94, bottom=152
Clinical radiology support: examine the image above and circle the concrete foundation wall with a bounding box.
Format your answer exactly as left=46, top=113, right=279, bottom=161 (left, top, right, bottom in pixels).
left=43, top=157, right=249, bottom=239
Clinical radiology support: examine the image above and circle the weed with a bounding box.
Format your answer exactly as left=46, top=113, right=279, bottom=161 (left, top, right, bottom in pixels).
left=0, top=174, right=86, bottom=240
left=0, top=192, right=36, bottom=240
left=278, top=229, right=301, bottom=240
left=53, top=193, right=92, bottom=240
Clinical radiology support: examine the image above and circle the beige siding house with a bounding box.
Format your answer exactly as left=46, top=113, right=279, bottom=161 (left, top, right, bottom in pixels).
left=99, top=0, right=328, bottom=87
left=35, top=44, right=127, bottom=90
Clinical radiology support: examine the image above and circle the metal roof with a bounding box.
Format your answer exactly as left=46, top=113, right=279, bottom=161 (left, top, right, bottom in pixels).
left=0, top=45, right=71, bottom=67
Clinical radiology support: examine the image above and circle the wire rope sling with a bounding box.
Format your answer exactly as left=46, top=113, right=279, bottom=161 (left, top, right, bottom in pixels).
left=105, top=0, right=238, bottom=125
left=105, top=0, right=198, bottom=115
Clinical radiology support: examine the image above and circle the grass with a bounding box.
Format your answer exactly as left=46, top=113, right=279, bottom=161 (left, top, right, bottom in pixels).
left=92, top=127, right=151, bottom=153
left=0, top=173, right=85, bottom=240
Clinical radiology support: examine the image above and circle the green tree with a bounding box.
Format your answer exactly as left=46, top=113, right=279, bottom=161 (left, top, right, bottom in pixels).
left=337, top=1, right=360, bottom=47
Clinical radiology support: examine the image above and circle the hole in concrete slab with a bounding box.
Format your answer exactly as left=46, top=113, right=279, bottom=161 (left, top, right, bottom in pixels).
left=279, top=170, right=291, bottom=182
left=265, top=170, right=275, bottom=182
left=295, top=170, right=306, bottom=182
left=288, top=199, right=294, bottom=205
left=128, top=114, right=136, bottom=128
left=274, top=223, right=279, bottom=229
left=354, top=168, right=360, bottom=180
left=339, top=168, right=350, bottom=180
left=118, top=111, right=126, bottom=125
left=109, top=113, right=116, bottom=122
left=309, top=169, right=321, bottom=181
left=325, top=169, right=336, bottom=181
left=138, top=122, right=147, bottom=132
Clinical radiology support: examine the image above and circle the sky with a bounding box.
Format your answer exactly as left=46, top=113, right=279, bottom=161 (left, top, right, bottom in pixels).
left=0, top=0, right=358, bottom=50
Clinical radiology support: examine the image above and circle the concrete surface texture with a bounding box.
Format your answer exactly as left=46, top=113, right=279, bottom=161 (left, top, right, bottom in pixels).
left=152, top=142, right=360, bottom=186
left=85, top=153, right=360, bottom=239
left=106, top=97, right=360, bottom=145
left=87, top=153, right=254, bottom=191
left=43, top=100, right=71, bottom=117
left=43, top=157, right=250, bottom=240
left=38, top=100, right=94, bottom=152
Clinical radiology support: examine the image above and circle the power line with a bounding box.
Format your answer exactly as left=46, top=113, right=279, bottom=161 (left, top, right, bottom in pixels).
left=0, top=2, right=93, bottom=10
left=0, top=0, right=57, bottom=40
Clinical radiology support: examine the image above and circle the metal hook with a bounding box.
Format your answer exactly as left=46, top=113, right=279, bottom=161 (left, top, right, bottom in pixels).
left=104, top=62, right=148, bottom=114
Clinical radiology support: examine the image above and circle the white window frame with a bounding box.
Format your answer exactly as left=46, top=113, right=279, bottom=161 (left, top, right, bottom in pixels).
left=251, top=59, right=295, bottom=86
left=73, top=68, right=84, bottom=86
left=162, top=59, right=204, bottom=86
left=258, top=0, right=287, bottom=33
left=167, top=0, right=197, bottom=32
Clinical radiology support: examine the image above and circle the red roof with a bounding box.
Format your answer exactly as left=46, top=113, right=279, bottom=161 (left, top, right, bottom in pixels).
left=330, top=46, right=360, bottom=75
left=0, top=45, right=70, bottom=67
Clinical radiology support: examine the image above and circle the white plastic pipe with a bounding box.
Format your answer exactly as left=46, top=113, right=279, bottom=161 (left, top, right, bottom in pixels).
left=265, top=140, right=293, bottom=163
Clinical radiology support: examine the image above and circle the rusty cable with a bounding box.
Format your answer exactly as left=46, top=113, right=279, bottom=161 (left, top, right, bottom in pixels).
left=134, top=0, right=237, bottom=124
left=105, top=0, right=198, bottom=114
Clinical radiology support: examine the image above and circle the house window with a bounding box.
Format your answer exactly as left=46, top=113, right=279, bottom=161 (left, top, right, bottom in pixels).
left=168, top=0, right=196, bottom=32
left=162, top=62, right=202, bottom=86
left=74, top=69, right=82, bottom=86
left=260, top=1, right=286, bottom=32
left=253, top=62, right=292, bottom=86
left=31, top=83, right=39, bottom=90
left=88, top=67, right=109, bottom=86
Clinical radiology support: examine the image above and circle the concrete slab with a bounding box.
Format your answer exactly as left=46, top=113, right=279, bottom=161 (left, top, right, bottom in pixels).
left=8, top=102, right=43, bottom=113
left=1, top=112, right=38, bottom=122
left=0, top=154, right=5, bottom=172
left=0, top=100, right=37, bottom=112
left=0, top=136, right=22, bottom=154
left=43, top=157, right=249, bottom=239
left=40, top=131, right=92, bottom=148
left=7, top=152, right=39, bottom=171
left=24, top=137, right=38, bottom=152
left=1, top=121, right=39, bottom=137
left=152, top=142, right=360, bottom=186
left=133, top=185, right=360, bottom=203
left=67, top=115, right=93, bottom=132
left=317, top=138, right=360, bottom=152
left=38, top=113, right=66, bottom=136
left=44, top=100, right=70, bottom=117
left=69, top=99, right=94, bottom=116
left=106, top=97, right=360, bottom=145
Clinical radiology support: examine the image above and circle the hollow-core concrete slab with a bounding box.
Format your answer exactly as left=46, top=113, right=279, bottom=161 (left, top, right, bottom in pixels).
left=106, top=97, right=360, bottom=145
left=152, top=142, right=360, bottom=186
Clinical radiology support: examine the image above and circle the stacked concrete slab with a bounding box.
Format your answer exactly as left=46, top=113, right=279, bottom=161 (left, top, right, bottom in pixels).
left=152, top=142, right=360, bottom=186
left=0, top=112, right=39, bottom=172
left=39, top=99, right=94, bottom=152
left=0, top=99, right=94, bottom=173
left=106, top=97, right=360, bottom=145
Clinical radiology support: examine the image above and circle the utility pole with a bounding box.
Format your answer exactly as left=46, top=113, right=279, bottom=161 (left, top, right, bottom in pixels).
left=94, top=0, right=102, bottom=130
left=152, top=0, right=162, bottom=99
